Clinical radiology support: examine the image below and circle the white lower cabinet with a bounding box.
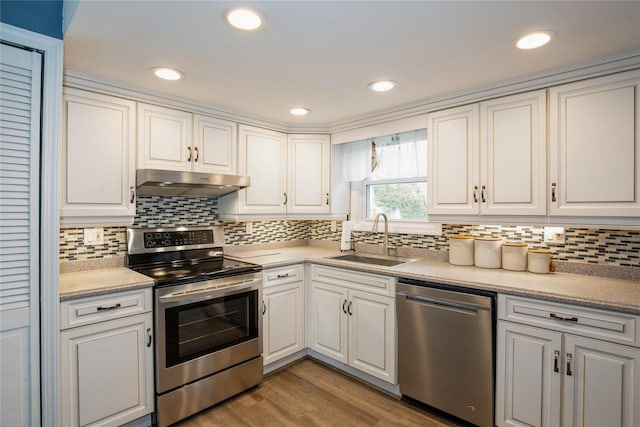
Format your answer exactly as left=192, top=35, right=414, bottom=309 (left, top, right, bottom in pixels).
left=60, top=289, right=154, bottom=427
left=262, top=265, right=305, bottom=366
left=309, top=265, right=396, bottom=384
left=496, top=295, right=640, bottom=427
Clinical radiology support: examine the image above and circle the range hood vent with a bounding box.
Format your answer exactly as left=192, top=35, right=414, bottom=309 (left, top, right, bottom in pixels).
left=136, top=169, right=249, bottom=198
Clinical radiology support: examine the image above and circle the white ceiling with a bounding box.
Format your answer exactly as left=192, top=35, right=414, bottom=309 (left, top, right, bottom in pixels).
left=63, top=1, right=640, bottom=127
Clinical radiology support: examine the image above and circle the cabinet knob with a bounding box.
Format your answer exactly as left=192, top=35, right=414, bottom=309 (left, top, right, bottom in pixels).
left=129, top=186, right=136, bottom=204
left=194, top=146, right=199, bottom=162
left=326, top=193, right=330, bottom=206
left=566, top=353, right=573, bottom=376
left=481, top=185, right=487, bottom=203
left=553, top=350, right=560, bottom=373
left=283, top=192, right=288, bottom=206
left=473, top=186, right=478, bottom=203
left=551, top=182, right=557, bottom=202
left=187, top=146, right=192, bottom=162
left=262, top=301, right=266, bottom=315
left=146, top=328, right=152, bottom=348
left=342, top=299, right=348, bottom=314
left=347, top=301, right=353, bottom=316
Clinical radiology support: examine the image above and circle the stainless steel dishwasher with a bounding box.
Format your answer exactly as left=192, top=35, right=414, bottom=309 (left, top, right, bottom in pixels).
left=396, top=278, right=495, bottom=427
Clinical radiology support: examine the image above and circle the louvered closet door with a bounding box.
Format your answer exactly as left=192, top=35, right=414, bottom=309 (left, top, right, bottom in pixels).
left=0, top=42, right=42, bottom=427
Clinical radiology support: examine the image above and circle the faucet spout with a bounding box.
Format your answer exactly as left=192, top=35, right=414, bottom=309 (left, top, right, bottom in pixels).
left=372, top=213, right=390, bottom=256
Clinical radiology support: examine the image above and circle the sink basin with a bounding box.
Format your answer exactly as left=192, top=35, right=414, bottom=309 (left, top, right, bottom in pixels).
left=332, top=253, right=416, bottom=267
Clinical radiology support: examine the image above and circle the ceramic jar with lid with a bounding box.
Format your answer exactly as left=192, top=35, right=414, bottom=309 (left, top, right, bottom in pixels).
left=474, top=237, right=502, bottom=269
left=449, top=235, right=474, bottom=266
left=528, top=249, right=553, bottom=273
left=502, top=242, right=528, bottom=271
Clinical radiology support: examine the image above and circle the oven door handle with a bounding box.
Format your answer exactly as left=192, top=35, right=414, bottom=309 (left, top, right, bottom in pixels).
left=158, top=278, right=261, bottom=303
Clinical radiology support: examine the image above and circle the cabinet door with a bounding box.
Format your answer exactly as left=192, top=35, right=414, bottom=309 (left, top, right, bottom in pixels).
left=309, top=281, right=348, bottom=364
left=549, top=70, right=640, bottom=217
left=60, top=314, right=153, bottom=427
left=480, top=90, right=547, bottom=215
left=61, top=89, right=136, bottom=224
left=496, top=321, right=562, bottom=427
left=287, top=134, right=331, bottom=215
left=137, top=103, right=192, bottom=171
left=237, top=124, right=287, bottom=214
left=563, top=334, right=639, bottom=427
left=348, top=290, right=396, bottom=384
left=263, top=281, right=305, bottom=365
left=193, top=115, right=237, bottom=174
left=427, top=104, right=480, bottom=215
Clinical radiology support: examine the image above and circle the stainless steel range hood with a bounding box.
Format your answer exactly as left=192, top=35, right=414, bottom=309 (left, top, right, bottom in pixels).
left=136, top=169, right=250, bottom=198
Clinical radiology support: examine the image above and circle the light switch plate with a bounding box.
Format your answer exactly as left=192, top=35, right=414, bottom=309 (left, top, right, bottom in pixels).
left=544, top=226, right=565, bottom=244
left=83, top=227, right=104, bottom=246
left=245, top=222, right=253, bottom=235
left=330, top=220, right=337, bottom=232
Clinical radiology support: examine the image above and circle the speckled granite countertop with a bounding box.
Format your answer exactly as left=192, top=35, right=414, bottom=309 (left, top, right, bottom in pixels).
left=59, top=268, right=154, bottom=301
left=231, top=246, right=640, bottom=315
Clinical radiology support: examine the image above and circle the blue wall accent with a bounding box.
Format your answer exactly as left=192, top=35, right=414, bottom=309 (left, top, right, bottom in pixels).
left=1, top=1, right=63, bottom=40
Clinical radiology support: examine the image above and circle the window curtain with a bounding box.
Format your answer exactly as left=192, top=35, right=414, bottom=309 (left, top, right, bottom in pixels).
left=342, top=129, right=426, bottom=181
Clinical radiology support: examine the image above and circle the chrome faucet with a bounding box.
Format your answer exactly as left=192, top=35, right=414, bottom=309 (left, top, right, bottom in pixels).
left=372, top=213, right=391, bottom=256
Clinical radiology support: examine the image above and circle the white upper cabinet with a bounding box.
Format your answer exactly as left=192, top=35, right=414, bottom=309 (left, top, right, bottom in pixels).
left=287, top=134, right=331, bottom=215
left=428, top=90, right=547, bottom=217
left=61, top=88, right=136, bottom=225
left=193, top=114, right=237, bottom=174
left=137, top=103, right=192, bottom=171
left=480, top=90, right=547, bottom=215
left=549, top=70, right=640, bottom=218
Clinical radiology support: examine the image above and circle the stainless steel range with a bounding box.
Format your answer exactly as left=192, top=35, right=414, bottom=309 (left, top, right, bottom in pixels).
left=126, top=226, right=263, bottom=427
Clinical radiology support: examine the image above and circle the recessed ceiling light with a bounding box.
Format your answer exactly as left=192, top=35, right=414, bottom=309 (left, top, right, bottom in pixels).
left=152, top=67, right=183, bottom=81
left=226, top=8, right=263, bottom=31
left=516, top=31, right=555, bottom=50
left=290, top=107, right=310, bottom=116
left=368, top=80, right=396, bottom=92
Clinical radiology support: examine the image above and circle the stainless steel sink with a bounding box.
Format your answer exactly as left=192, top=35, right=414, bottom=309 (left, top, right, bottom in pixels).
left=332, top=253, right=416, bottom=267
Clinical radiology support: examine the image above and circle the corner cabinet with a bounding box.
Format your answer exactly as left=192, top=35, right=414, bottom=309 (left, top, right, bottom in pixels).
left=61, top=88, right=136, bottom=225
left=495, top=295, right=640, bottom=427
left=60, top=289, right=154, bottom=427
left=428, top=90, right=547, bottom=217
left=262, top=265, right=305, bottom=366
left=308, top=264, right=396, bottom=384
left=549, top=70, right=640, bottom=218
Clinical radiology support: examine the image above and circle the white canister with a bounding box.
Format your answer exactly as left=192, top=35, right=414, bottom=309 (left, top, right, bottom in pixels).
left=502, top=242, right=528, bottom=271
left=528, top=249, right=552, bottom=273
left=474, top=237, right=502, bottom=269
left=449, top=235, right=475, bottom=266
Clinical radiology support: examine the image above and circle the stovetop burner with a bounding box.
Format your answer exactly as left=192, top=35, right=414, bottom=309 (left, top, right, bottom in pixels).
left=126, top=227, right=262, bottom=286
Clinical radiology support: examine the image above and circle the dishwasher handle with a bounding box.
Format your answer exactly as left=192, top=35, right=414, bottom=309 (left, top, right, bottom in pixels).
left=399, top=292, right=483, bottom=314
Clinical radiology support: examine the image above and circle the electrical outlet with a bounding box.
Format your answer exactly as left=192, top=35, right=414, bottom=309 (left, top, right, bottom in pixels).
left=544, top=226, right=565, bottom=244
left=83, top=227, right=104, bottom=246
left=245, top=222, right=253, bottom=235
left=330, top=220, right=337, bottom=232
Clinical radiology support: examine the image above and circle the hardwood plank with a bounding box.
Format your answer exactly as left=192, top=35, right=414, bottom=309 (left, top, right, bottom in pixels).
left=177, top=359, right=464, bottom=427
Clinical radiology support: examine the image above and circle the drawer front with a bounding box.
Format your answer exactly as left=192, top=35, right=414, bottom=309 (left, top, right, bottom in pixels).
left=499, top=294, right=639, bottom=347
left=263, top=264, right=304, bottom=287
left=60, top=288, right=152, bottom=330
left=310, top=264, right=395, bottom=296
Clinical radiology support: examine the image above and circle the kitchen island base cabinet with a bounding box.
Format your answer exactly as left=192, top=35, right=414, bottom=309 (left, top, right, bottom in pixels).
left=309, top=265, right=396, bottom=384
left=496, top=295, right=640, bottom=427
left=60, top=290, right=153, bottom=427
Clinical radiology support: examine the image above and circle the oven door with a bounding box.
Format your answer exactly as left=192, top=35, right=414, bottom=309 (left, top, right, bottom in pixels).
left=154, top=272, right=262, bottom=394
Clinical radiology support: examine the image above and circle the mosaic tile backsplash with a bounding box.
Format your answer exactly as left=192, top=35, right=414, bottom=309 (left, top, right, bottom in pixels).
left=59, top=196, right=639, bottom=268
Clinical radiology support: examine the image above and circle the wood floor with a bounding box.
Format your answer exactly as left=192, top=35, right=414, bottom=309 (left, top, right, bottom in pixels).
left=177, top=358, right=464, bottom=427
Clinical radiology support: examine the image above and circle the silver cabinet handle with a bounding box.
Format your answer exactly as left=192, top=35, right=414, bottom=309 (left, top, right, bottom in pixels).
left=129, top=186, right=135, bottom=204
left=481, top=185, right=487, bottom=203
left=187, top=146, right=192, bottom=162
left=194, top=146, right=199, bottom=162
left=473, top=186, right=478, bottom=203
left=283, top=192, right=288, bottom=205
left=566, top=353, right=573, bottom=376
left=342, top=299, right=348, bottom=314
left=97, top=303, right=121, bottom=311
left=326, top=193, right=330, bottom=205
left=276, top=273, right=289, bottom=278
left=551, top=182, right=557, bottom=202
left=146, top=328, right=152, bottom=348
left=550, top=313, right=578, bottom=322
left=347, top=301, right=353, bottom=316
left=553, top=350, right=560, bottom=373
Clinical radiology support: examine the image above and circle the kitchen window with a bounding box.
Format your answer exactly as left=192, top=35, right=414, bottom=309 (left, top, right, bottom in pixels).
left=344, top=129, right=441, bottom=235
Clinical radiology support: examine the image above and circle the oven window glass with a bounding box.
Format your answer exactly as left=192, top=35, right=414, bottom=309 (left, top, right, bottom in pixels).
left=164, top=289, right=258, bottom=367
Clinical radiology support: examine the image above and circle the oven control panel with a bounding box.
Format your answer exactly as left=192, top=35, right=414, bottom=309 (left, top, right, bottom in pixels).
left=144, top=230, right=214, bottom=248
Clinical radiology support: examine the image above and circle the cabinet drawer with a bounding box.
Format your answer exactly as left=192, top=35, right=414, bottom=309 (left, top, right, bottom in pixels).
left=310, top=264, right=395, bottom=296
left=60, top=288, right=152, bottom=330
left=264, top=264, right=303, bottom=287
left=498, top=294, right=639, bottom=347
